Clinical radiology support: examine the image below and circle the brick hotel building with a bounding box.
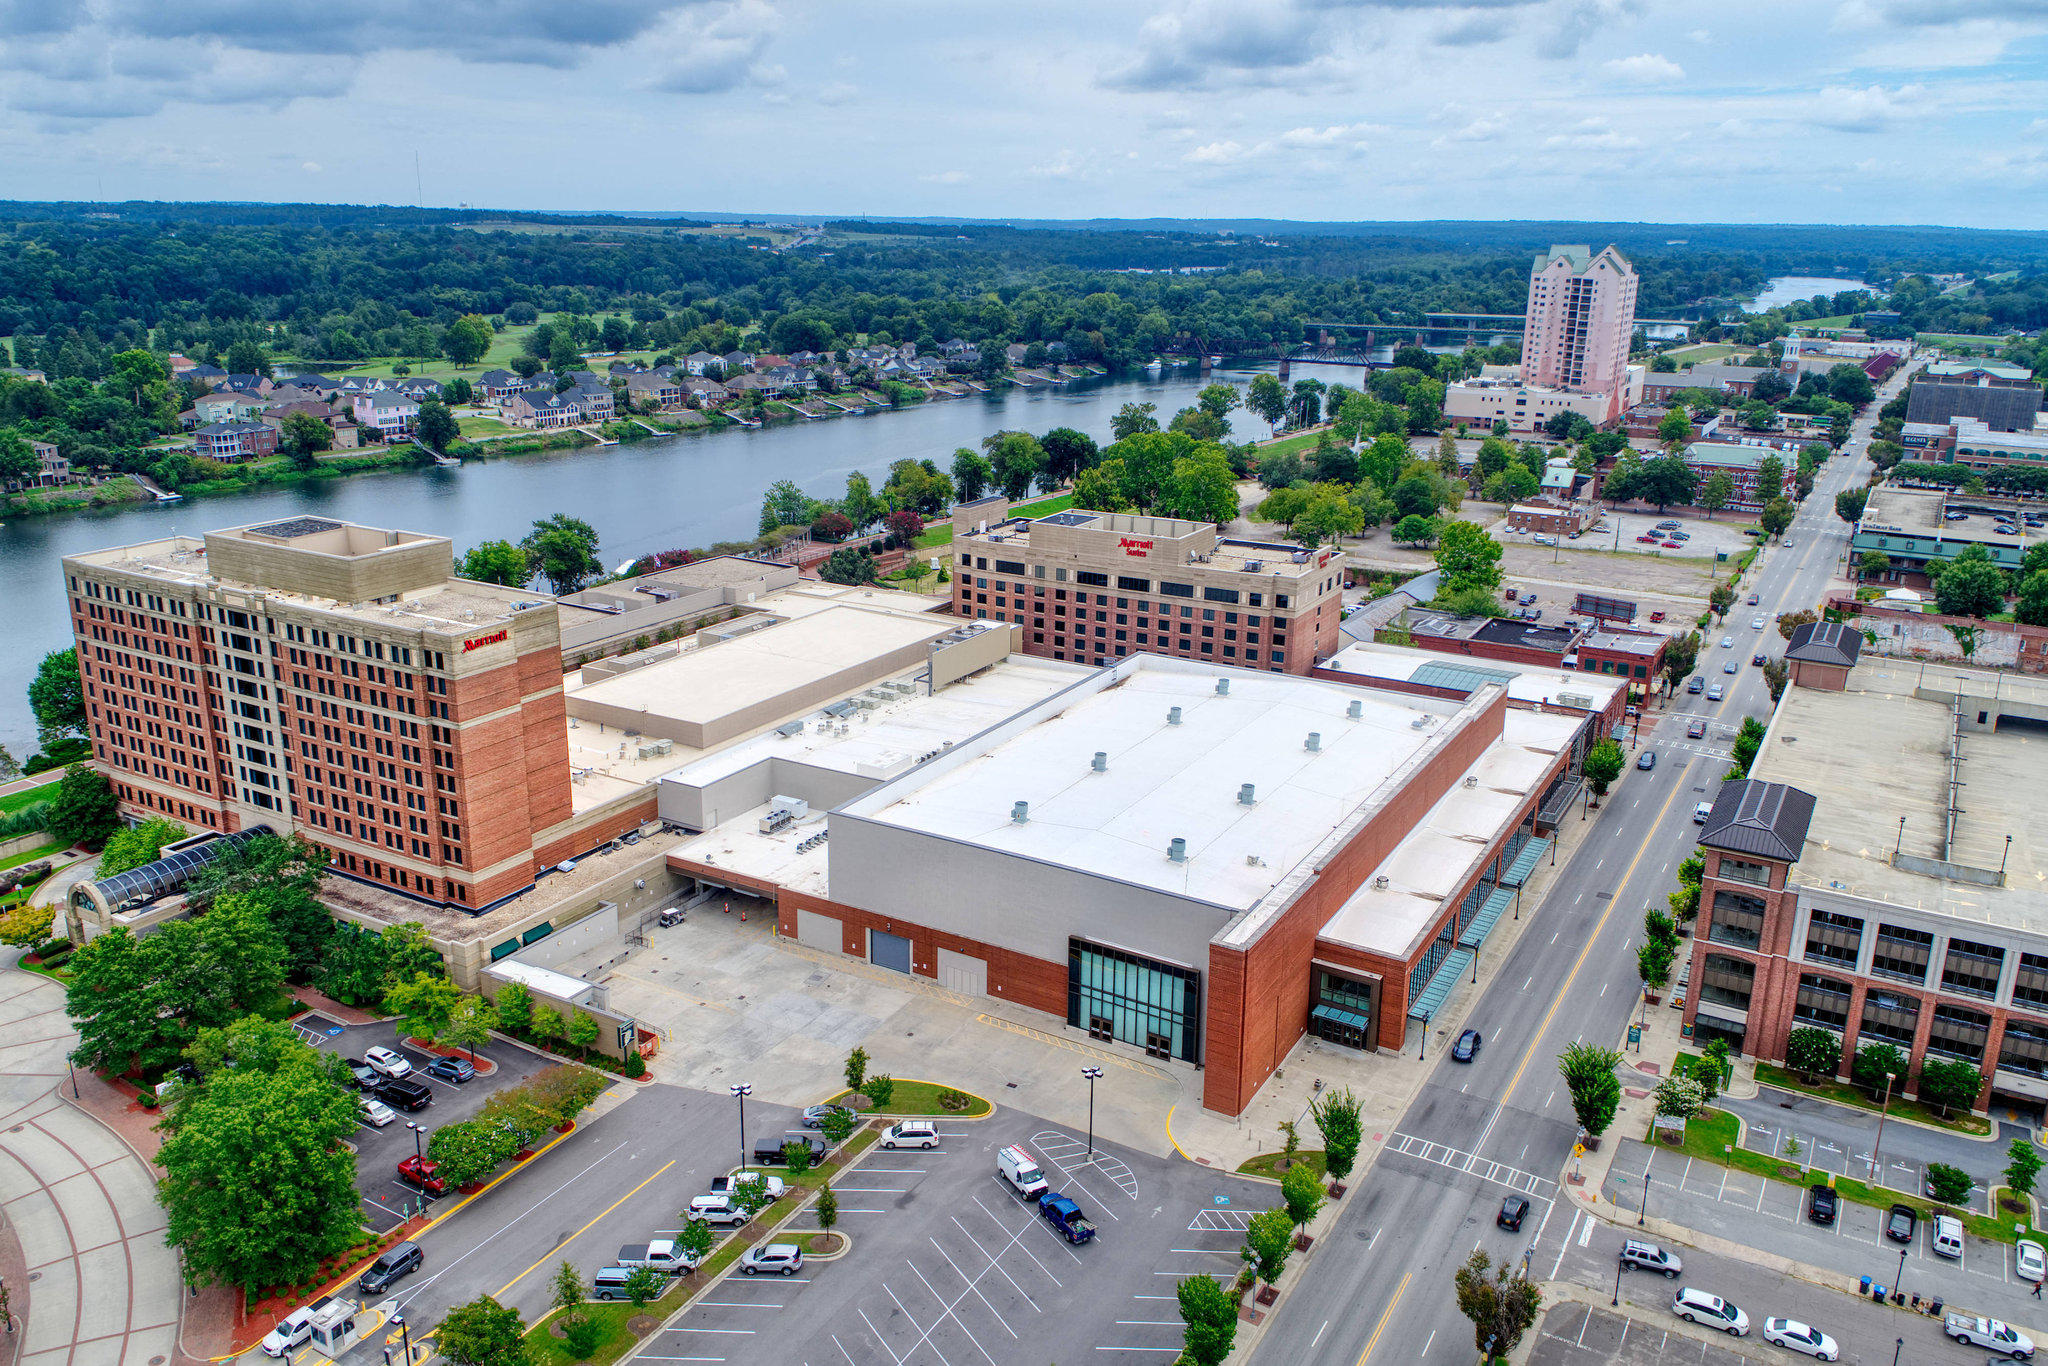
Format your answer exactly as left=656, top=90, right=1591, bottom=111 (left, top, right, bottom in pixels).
left=947, top=497, right=1345, bottom=674
left=64, top=517, right=638, bottom=913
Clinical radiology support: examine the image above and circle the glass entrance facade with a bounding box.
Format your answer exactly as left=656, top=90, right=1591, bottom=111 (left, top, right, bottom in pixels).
left=1068, top=938, right=1201, bottom=1063
left=1309, top=967, right=1379, bottom=1051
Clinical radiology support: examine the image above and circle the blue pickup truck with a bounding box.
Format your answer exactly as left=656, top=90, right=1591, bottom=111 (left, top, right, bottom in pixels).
left=1039, top=1192, right=1096, bottom=1244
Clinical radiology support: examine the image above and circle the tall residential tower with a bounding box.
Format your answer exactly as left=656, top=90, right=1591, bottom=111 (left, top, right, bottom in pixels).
left=1519, top=244, right=1640, bottom=421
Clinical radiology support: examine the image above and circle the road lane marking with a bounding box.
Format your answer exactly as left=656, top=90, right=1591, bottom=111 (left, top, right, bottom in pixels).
left=491, top=1157, right=676, bottom=1300
left=1356, top=1271, right=1411, bottom=1366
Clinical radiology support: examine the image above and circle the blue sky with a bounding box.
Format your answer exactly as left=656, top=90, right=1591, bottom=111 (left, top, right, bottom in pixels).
left=0, top=0, right=2041, bottom=227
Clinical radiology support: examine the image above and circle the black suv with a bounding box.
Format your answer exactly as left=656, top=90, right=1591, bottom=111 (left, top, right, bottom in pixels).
left=357, top=1241, right=423, bottom=1294
left=753, top=1132, right=828, bottom=1166
left=1806, top=1183, right=1837, bottom=1225
left=377, top=1076, right=433, bottom=1112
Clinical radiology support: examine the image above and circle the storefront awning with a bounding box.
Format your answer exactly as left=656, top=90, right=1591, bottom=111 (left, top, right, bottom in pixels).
left=1500, top=838, right=1551, bottom=888
left=1408, top=948, right=1475, bottom=1022
left=1458, top=887, right=1516, bottom=951
left=1311, top=1002, right=1371, bottom=1031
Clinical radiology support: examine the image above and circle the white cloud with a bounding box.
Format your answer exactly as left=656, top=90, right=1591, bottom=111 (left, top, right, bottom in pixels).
left=919, top=170, right=970, bottom=184
left=302, top=160, right=321, bottom=172
left=636, top=0, right=782, bottom=95
left=1812, top=82, right=1923, bottom=132
left=1604, top=52, right=1683, bottom=83
left=1435, top=113, right=1510, bottom=145
left=1185, top=139, right=1250, bottom=164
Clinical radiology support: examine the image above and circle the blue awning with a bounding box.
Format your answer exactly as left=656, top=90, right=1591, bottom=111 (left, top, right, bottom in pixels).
left=1312, top=1002, right=1371, bottom=1031
left=1500, top=838, right=1551, bottom=888
left=1408, top=948, right=1475, bottom=1022
left=1459, top=887, right=1517, bottom=951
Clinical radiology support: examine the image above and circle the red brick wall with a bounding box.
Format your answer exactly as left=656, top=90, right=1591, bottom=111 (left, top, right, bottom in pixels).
left=777, top=888, right=1069, bottom=1019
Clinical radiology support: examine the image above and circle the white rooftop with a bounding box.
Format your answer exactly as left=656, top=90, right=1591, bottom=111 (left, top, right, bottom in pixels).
left=1321, top=641, right=1622, bottom=714
left=846, top=662, right=1469, bottom=910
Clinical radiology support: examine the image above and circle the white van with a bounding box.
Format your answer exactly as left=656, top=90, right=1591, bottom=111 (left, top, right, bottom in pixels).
left=1693, top=802, right=1713, bottom=824
left=997, top=1145, right=1049, bottom=1198
left=1932, top=1213, right=1964, bottom=1259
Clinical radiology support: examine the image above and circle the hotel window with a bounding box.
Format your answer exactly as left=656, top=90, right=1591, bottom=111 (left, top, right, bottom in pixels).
left=1117, top=576, right=1150, bottom=592
left=1928, top=1003, right=1991, bottom=1064
left=1716, top=856, right=1771, bottom=888
left=1076, top=571, right=1108, bottom=588
left=1697, top=954, right=1755, bottom=1011
left=1793, top=973, right=1852, bottom=1031
left=1858, top=990, right=1920, bottom=1046
left=1871, top=924, right=1933, bottom=984
left=2014, top=953, right=2048, bottom=1008
left=2000, top=1019, right=2048, bottom=1078
left=1707, top=890, right=1764, bottom=950
left=1804, top=909, right=1863, bottom=967
left=1940, top=938, right=2004, bottom=999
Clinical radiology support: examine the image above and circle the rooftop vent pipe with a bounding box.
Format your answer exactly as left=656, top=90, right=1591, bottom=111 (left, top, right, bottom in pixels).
left=1464, top=775, right=1479, bottom=788
left=1167, top=837, right=1187, bottom=863
left=1238, top=783, right=1256, bottom=806
left=1092, top=751, right=1108, bottom=773
left=1167, top=706, right=1183, bottom=725
left=1011, top=801, right=1029, bottom=824
left=1347, top=700, right=1363, bottom=720
left=1306, top=731, right=1322, bottom=753
left=1216, top=677, right=1230, bottom=696
left=1373, top=875, right=1389, bottom=890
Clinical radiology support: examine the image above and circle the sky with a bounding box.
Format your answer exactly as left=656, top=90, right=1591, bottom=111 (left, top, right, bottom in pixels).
left=0, top=0, right=2043, bottom=228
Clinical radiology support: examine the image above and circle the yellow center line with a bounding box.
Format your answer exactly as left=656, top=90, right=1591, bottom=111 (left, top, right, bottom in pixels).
left=1356, top=1270, right=1412, bottom=1366
left=1495, top=772, right=1691, bottom=1111
left=492, top=1158, right=676, bottom=1300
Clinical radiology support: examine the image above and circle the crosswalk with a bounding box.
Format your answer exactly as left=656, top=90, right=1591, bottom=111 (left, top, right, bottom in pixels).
left=1385, top=1131, right=1556, bottom=1197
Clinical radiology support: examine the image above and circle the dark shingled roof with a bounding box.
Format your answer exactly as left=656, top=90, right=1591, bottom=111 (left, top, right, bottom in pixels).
left=1700, top=780, right=1815, bottom=863
left=1906, top=381, right=2045, bottom=434
left=1785, top=620, right=1862, bottom=668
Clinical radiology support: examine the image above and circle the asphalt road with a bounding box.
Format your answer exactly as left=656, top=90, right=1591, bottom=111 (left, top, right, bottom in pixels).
left=1252, top=363, right=1922, bottom=1366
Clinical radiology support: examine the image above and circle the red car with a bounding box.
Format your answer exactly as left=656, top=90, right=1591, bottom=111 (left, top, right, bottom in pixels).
left=1636, top=534, right=1658, bottom=544
left=1662, top=540, right=1682, bottom=548
left=397, top=1155, right=446, bottom=1194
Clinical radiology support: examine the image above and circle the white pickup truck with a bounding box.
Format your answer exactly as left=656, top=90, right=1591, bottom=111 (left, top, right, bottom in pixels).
left=615, top=1239, right=701, bottom=1274
left=1944, top=1313, right=2035, bottom=1359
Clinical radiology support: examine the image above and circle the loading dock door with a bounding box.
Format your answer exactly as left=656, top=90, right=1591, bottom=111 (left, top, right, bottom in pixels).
left=936, top=948, right=987, bottom=996
left=796, top=909, right=841, bottom=953
left=870, top=928, right=912, bottom=975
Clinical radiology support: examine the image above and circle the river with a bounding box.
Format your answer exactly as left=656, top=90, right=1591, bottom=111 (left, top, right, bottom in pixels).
left=1746, top=276, right=1876, bottom=312
left=0, top=360, right=1358, bottom=753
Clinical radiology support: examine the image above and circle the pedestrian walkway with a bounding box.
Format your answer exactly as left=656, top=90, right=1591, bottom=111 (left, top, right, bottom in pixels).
left=0, top=951, right=186, bottom=1366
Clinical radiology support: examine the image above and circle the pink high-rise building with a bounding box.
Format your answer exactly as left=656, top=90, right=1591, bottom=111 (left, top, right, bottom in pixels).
left=1520, top=245, right=1639, bottom=421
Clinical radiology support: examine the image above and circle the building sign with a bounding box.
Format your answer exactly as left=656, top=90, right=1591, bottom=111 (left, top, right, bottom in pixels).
left=462, top=628, right=508, bottom=652
left=1118, top=537, right=1154, bottom=558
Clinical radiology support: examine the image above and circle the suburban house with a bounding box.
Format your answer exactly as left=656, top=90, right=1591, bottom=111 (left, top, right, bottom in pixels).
left=504, top=391, right=580, bottom=428
left=788, top=350, right=824, bottom=367
left=1005, top=343, right=1029, bottom=366
left=477, top=370, right=530, bottom=404
left=351, top=391, right=420, bottom=439
left=624, top=371, right=684, bottom=411
left=721, top=351, right=755, bottom=373
left=178, top=362, right=227, bottom=388
left=261, top=400, right=361, bottom=449
left=397, top=378, right=443, bottom=400
left=678, top=377, right=729, bottom=406
left=194, top=420, right=280, bottom=460
left=215, top=374, right=273, bottom=395
left=193, top=391, right=267, bottom=425
left=8, top=438, right=72, bottom=491
left=565, top=384, right=614, bottom=422
left=684, top=351, right=721, bottom=376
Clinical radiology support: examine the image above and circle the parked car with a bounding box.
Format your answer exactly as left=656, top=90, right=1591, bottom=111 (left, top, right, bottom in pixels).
left=1747, top=592, right=1760, bottom=605
left=1451, top=1029, right=1482, bottom=1062
left=1932, top=1213, right=1964, bottom=1258
left=1672, top=1287, right=1749, bottom=1336
left=260, top=1306, right=318, bottom=1357
left=1039, top=1192, right=1096, bottom=1244
left=1657, top=519, right=1682, bottom=530
left=345, top=1058, right=380, bottom=1090
left=740, top=1244, right=803, bottom=1276
left=801, top=1103, right=856, bottom=1130
left=709, top=1172, right=785, bottom=1200
left=397, top=1155, right=446, bottom=1194
left=658, top=907, right=688, bottom=927
left=686, top=1194, right=750, bottom=1227
left=1884, top=1203, right=1917, bottom=1244
left=1762, top=1318, right=1839, bottom=1360
left=998, top=1145, right=1050, bottom=1199
left=881, top=1120, right=940, bottom=1150
left=364, top=1046, right=412, bottom=1080
left=376, top=1077, right=433, bottom=1112
left=359, top=1099, right=397, bottom=1128
left=1637, top=750, right=1656, bottom=770
left=1943, top=1313, right=2034, bottom=1357
left=425, top=1056, right=474, bottom=1083
left=1806, top=1183, right=1837, bottom=1225
left=1662, top=540, right=1682, bottom=548
left=2018, top=1239, right=2046, bottom=1284
left=1687, top=677, right=1705, bottom=694
left=1637, top=534, right=1660, bottom=544
left=753, top=1133, right=828, bottom=1166
left=1497, top=1196, right=1529, bottom=1231
left=1620, top=1239, right=1681, bottom=1277
left=1693, top=802, right=1713, bottom=824
left=357, top=1242, right=423, bottom=1295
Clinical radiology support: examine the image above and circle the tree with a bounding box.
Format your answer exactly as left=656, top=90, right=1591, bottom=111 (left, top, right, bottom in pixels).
left=1155, top=450, right=1239, bottom=525
left=1291, top=485, right=1364, bottom=547
left=1197, top=383, right=1240, bottom=422
left=279, top=411, right=333, bottom=469
left=1392, top=514, right=1438, bottom=547
left=1850, top=1041, right=1909, bottom=1097
left=387, top=973, right=462, bottom=1043
left=782, top=1137, right=815, bottom=1178
left=1860, top=549, right=1893, bottom=582
left=1392, top=471, right=1445, bottom=520
left=565, top=1010, right=600, bottom=1058
left=1697, top=471, right=1733, bottom=518
left=1775, top=609, right=1816, bottom=642
left=1112, top=402, right=1159, bottom=440
left=2017, top=571, right=2048, bottom=627
left=1176, top=1272, right=1239, bottom=1366
left=1241, top=1207, right=1292, bottom=1287
left=1454, top=1249, right=1541, bottom=1360
left=841, top=471, right=880, bottom=530
left=815, top=1180, right=840, bottom=1249
left=1784, top=1026, right=1841, bottom=1083
left=28, top=649, right=86, bottom=747
left=845, top=1046, right=869, bottom=1092
left=441, top=994, right=496, bottom=1063
left=1073, top=461, right=1133, bottom=513
left=198, top=893, right=288, bottom=1014
left=1759, top=498, right=1794, bottom=539
left=1755, top=454, right=1785, bottom=496
left=156, top=1042, right=361, bottom=1293
left=1709, top=584, right=1736, bottom=620
left=427, top=1118, right=518, bottom=1189
left=1581, top=739, right=1624, bottom=803
left=459, top=540, right=532, bottom=588
left=1247, top=373, right=1289, bottom=434
left=1634, top=455, right=1699, bottom=512
left=1925, top=1162, right=1974, bottom=1207
left=820, top=1108, right=858, bottom=1147
left=677, top=1216, right=716, bottom=1270
left=96, top=817, right=186, bottom=878
left=622, top=1266, right=665, bottom=1307
left=46, top=763, right=118, bottom=848
left=1762, top=658, right=1790, bottom=702
left=1433, top=521, right=1503, bottom=595
left=1917, top=1057, right=1983, bottom=1117
left=1935, top=544, right=2007, bottom=618
left=416, top=398, right=459, bottom=452
left=951, top=448, right=995, bottom=503
left=443, top=314, right=493, bottom=368
left=985, top=431, right=1047, bottom=500
left=2007, top=1138, right=2044, bottom=1199
left=758, top=478, right=817, bottom=533
left=522, top=514, right=602, bottom=595
left=551, top=1259, right=586, bottom=1318
left=1652, top=1075, right=1705, bottom=1122
left=495, top=980, right=533, bottom=1036
left=1557, top=1042, right=1624, bottom=1139
left=811, top=511, right=855, bottom=543
left=1656, top=408, right=1693, bottom=451
left=1661, top=632, right=1702, bottom=694
left=225, top=339, right=272, bottom=379
left=1280, top=1162, right=1324, bottom=1239
left=862, top=1073, right=895, bottom=1108
left=531, top=1005, right=565, bottom=1052
left=437, top=1294, right=529, bottom=1366
left=1827, top=361, right=1876, bottom=406
left=1308, top=1086, right=1362, bottom=1183
left=818, top=547, right=878, bottom=586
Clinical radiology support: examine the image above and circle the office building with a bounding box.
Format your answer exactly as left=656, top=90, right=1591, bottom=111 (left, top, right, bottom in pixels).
left=947, top=497, right=1345, bottom=674
left=1684, top=660, right=2048, bottom=1115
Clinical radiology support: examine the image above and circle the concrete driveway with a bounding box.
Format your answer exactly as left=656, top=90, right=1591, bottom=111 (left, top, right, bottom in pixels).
left=0, top=951, right=185, bottom=1366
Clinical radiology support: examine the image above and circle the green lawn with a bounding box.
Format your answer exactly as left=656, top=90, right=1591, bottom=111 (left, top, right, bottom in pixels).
left=1753, top=1062, right=1989, bottom=1136
left=1250, top=426, right=1330, bottom=458
left=1917, top=333, right=2015, bottom=349
left=0, top=781, right=58, bottom=815
left=914, top=493, right=1074, bottom=549
left=456, top=415, right=516, bottom=438
left=1662, top=344, right=1745, bottom=367
left=0, top=841, right=62, bottom=872
left=1237, top=1150, right=1326, bottom=1180
left=827, top=1080, right=993, bottom=1119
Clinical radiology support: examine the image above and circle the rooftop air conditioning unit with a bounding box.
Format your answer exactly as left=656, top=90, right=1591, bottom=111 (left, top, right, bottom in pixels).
left=1373, top=875, right=1389, bottom=890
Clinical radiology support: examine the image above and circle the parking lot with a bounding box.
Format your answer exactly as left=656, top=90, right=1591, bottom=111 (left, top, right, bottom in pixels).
left=293, top=1012, right=553, bottom=1234
left=635, top=1112, right=1266, bottom=1366
left=1605, top=1138, right=2046, bottom=1323
left=1527, top=1302, right=1752, bottom=1366
left=1734, top=1114, right=1993, bottom=1216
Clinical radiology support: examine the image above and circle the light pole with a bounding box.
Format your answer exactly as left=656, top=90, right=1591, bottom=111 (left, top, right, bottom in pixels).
left=730, top=1083, right=752, bottom=1176
left=405, top=1120, right=426, bottom=1164
left=1420, top=1011, right=1431, bottom=1062
left=1638, top=1173, right=1650, bottom=1227
left=1081, top=1066, right=1102, bottom=1165
left=1869, top=1071, right=1895, bottom=1178
left=391, top=1311, right=416, bottom=1365
left=1611, top=1254, right=1624, bottom=1306
left=1895, top=1244, right=1907, bottom=1302
left=1891, top=1338, right=1902, bottom=1366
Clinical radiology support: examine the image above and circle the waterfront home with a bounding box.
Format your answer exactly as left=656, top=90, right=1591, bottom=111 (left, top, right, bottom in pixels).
left=624, top=371, right=684, bottom=411
left=194, top=419, right=279, bottom=460
left=194, top=391, right=267, bottom=423
left=788, top=350, right=824, bottom=367
left=678, top=377, right=729, bottom=406
left=565, top=383, right=615, bottom=422
left=396, top=378, right=443, bottom=400
left=684, top=351, right=721, bottom=376
left=1005, top=343, right=1029, bottom=366
left=476, top=369, right=529, bottom=404
left=216, top=373, right=273, bottom=395
left=351, top=390, right=419, bottom=438
left=721, top=350, right=755, bottom=373
left=7, top=439, right=72, bottom=491
left=261, top=399, right=360, bottom=448
left=505, top=390, right=579, bottom=428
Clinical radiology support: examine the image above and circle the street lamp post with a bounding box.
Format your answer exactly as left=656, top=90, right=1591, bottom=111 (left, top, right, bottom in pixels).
left=1638, top=1174, right=1650, bottom=1227
left=1611, top=1255, right=1624, bottom=1307
left=391, top=1311, right=416, bottom=1365
left=1895, top=1245, right=1907, bottom=1303
left=1081, top=1066, right=1103, bottom=1165
left=405, top=1120, right=426, bottom=1165
left=730, top=1083, right=752, bottom=1177
left=1420, top=1012, right=1431, bottom=1063
left=1869, top=1072, right=1896, bottom=1178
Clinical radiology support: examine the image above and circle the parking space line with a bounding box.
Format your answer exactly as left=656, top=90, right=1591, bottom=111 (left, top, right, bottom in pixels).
left=668, top=1327, right=756, bottom=1334
left=973, top=1193, right=1072, bottom=1277
left=924, top=1238, right=1020, bottom=1341
left=695, top=1301, right=787, bottom=1308
left=856, top=1307, right=907, bottom=1366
